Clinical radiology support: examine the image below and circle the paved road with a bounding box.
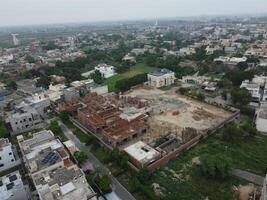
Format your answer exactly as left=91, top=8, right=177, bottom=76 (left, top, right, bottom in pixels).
left=232, top=169, right=265, bottom=186
left=58, top=121, right=136, bottom=200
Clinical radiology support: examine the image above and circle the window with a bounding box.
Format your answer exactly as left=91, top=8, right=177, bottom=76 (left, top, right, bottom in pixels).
left=0, top=156, right=2, bottom=160
left=11, top=159, right=14, bottom=162
left=0, top=163, right=4, bottom=167
left=9, top=152, right=12, bottom=155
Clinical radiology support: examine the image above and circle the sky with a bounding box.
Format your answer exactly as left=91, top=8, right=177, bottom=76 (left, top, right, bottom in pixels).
left=0, top=0, right=267, bottom=26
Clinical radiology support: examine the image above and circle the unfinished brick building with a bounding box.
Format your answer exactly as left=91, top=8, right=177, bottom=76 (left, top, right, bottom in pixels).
left=59, top=93, right=148, bottom=147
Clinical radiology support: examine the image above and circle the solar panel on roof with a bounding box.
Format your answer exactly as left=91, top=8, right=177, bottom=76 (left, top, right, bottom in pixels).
left=6, top=182, right=14, bottom=190
left=9, top=175, right=17, bottom=182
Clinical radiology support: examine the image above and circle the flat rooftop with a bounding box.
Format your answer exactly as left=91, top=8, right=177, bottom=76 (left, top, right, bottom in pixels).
left=33, top=166, right=96, bottom=200
left=148, top=68, right=173, bottom=77
left=124, top=141, right=160, bottom=164
left=0, top=171, right=28, bottom=200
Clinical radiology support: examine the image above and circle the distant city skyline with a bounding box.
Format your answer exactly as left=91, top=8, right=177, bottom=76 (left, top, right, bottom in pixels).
left=1, top=0, right=267, bottom=27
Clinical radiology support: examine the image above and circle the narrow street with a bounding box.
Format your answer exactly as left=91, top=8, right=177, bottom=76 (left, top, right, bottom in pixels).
left=58, top=120, right=136, bottom=200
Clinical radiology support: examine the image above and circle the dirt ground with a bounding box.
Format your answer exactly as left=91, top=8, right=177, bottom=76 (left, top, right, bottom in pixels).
left=125, top=87, right=233, bottom=143
left=238, top=185, right=255, bottom=200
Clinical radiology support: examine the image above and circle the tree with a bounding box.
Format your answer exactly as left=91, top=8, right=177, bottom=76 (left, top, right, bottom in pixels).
left=59, top=111, right=70, bottom=122
left=0, top=121, right=9, bottom=138
left=237, top=62, right=248, bottom=70
left=90, top=70, right=104, bottom=84
left=200, top=153, right=232, bottom=179
left=230, top=87, right=252, bottom=107
left=49, top=121, right=62, bottom=135
left=5, top=80, right=17, bottom=90
left=36, top=76, right=50, bottom=89
left=95, top=175, right=112, bottom=194
left=178, top=87, right=188, bottom=95
left=221, top=90, right=228, bottom=100
left=136, top=167, right=152, bottom=184
left=196, top=92, right=205, bottom=101
left=115, top=73, right=147, bottom=93
left=240, top=120, right=257, bottom=137
left=25, top=55, right=35, bottom=63
left=74, top=151, right=88, bottom=164
left=221, top=123, right=242, bottom=142
left=225, top=70, right=254, bottom=86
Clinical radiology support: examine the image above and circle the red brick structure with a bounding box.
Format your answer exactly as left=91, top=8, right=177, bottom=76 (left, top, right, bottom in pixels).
left=59, top=93, right=148, bottom=147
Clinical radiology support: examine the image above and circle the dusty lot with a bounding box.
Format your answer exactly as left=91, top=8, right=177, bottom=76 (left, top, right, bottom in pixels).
left=125, top=87, right=233, bottom=143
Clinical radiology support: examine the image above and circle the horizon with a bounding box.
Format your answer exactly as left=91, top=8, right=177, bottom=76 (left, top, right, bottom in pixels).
left=0, top=12, right=267, bottom=29
left=1, top=0, right=267, bottom=27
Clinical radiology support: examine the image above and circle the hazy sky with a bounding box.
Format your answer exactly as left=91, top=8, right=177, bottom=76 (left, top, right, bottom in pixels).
left=0, top=0, right=266, bottom=26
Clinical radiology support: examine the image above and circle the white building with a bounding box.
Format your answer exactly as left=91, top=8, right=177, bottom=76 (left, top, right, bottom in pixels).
left=0, top=171, right=29, bottom=200
left=45, top=84, right=66, bottom=104
left=179, top=47, right=196, bottom=56
left=95, top=64, right=116, bottom=78
left=70, top=79, right=94, bottom=95
left=148, top=68, right=175, bottom=88
left=0, top=138, right=21, bottom=172
left=261, top=174, right=267, bottom=200
left=240, top=80, right=261, bottom=102
left=256, top=103, right=267, bottom=134
left=124, top=141, right=161, bottom=168
left=214, top=56, right=247, bottom=65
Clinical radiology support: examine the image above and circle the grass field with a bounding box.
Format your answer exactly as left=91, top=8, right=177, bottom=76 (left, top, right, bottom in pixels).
left=147, top=131, right=267, bottom=200
left=106, top=64, right=157, bottom=92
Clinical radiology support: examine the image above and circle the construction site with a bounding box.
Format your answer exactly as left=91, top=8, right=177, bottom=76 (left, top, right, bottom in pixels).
left=59, top=87, right=239, bottom=169
left=124, top=87, right=234, bottom=144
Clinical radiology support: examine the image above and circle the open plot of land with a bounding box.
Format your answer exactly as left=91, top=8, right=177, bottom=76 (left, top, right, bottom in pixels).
left=146, top=131, right=267, bottom=200
left=106, top=64, right=157, bottom=91
left=125, top=87, right=233, bottom=143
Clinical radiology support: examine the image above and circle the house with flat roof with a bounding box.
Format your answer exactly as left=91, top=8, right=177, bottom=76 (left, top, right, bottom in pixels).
left=148, top=68, right=175, bottom=88
left=17, top=130, right=97, bottom=200
left=95, top=63, right=116, bottom=78
left=124, top=141, right=161, bottom=169
left=0, top=170, right=29, bottom=200
left=0, top=138, right=21, bottom=173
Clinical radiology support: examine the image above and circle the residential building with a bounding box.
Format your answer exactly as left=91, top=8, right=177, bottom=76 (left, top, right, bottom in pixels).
left=148, top=68, right=175, bottom=88
left=240, top=80, right=261, bottom=102
left=32, top=165, right=97, bottom=200
left=179, top=47, right=196, bottom=56
left=256, top=102, right=267, bottom=134
left=5, top=107, right=43, bottom=135
left=5, top=93, right=50, bottom=135
left=63, top=87, right=80, bottom=102
left=70, top=79, right=97, bottom=95
left=0, top=138, right=21, bottom=173
left=261, top=174, right=267, bottom=200
left=95, top=63, right=116, bottom=78
left=124, top=141, right=161, bottom=169
left=0, top=171, right=29, bottom=200
left=17, top=130, right=97, bottom=200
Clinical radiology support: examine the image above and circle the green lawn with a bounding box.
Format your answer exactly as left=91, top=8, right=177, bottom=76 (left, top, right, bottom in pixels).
left=147, top=132, right=267, bottom=200
left=106, top=64, right=157, bottom=92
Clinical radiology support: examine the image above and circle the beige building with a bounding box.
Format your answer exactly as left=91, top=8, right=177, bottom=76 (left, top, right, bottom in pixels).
left=148, top=68, right=175, bottom=88
left=17, top=130, right=97, bottom=200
